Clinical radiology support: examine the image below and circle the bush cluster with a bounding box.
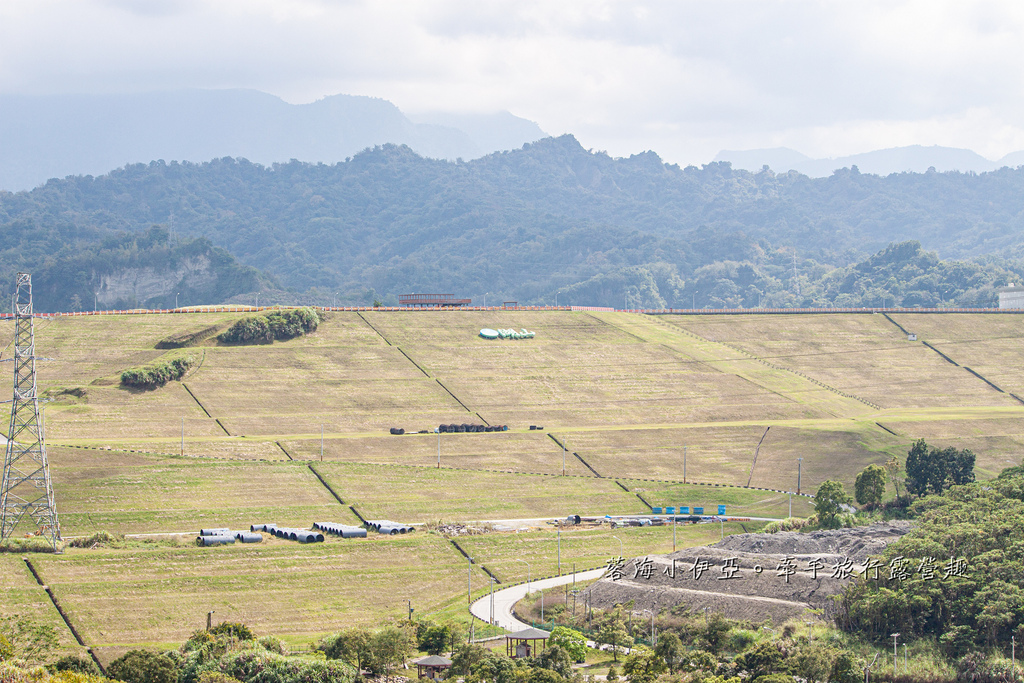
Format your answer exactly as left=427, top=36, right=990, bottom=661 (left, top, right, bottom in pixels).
left=217, top=309, right=319, bottom=345
left=120, top=352, right=195, bottom=389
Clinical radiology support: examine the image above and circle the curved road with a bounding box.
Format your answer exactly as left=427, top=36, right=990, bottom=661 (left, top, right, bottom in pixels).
left=470, top=568, right=607, bottom=631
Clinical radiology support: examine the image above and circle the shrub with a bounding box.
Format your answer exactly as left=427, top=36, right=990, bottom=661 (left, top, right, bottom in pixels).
left=254, top=637, right=285, bottom=656
left=50, top=673, right=109, bottom=683
left=207, top=623, right=254, bottom=642
left=120, top=352, right=195, bottom=388
left=956, top=653, right=1020, bottom=683
left=762, top=518, right=810, bottom=534
left=50, top=656, right=100, bottom=676
left=218, top=309, right=318, bottom=345
left=67, top=532, right=123, bottom=549
left=219, top=648, right=355, bottom=683
left=107, top=650, right=177, bottom=683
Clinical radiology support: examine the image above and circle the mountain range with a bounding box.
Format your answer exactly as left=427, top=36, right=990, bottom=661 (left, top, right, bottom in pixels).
left=0, top=89, right=547, bottom=192
left=715, top=145, right=1024, bottom=177
left=4, top=134, right=1024, bottom=312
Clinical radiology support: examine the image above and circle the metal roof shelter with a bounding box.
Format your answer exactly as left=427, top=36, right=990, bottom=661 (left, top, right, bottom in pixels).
left=414, top=655, right=452, bottom=679
left=398, top=294, right=472, bottom=308
left=506, top=627, right=550, bottom=659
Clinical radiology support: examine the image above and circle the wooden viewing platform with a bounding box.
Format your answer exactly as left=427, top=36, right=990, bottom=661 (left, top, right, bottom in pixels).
left=398, top=293, right=472, bottom=307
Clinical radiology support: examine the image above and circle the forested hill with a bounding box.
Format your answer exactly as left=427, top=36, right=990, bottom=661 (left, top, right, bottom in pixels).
left=3, top=134, right=1024, bottom=310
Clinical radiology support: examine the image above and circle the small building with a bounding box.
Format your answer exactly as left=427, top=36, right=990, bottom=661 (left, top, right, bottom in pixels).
left=399, top=294, right=472, bottom=308
left=414, top=655, right=452, bottom=680
left=998, top=284, right=1024, bottom=309
left=505, top=627, right=550, bottom=659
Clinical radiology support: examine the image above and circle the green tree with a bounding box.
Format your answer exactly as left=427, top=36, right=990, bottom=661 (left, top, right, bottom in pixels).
left=814, top=480, right=852, bottom=529
left=653, top=632, right=683, bottom=673
left=855, top=464, right=886, bottom=507
left=830, top=651, right=860, bottom=683
left=598, top=621, right=632, bottom=662
left=622, top=646, right=665, bottom=683
left=606, top=665, right=619, bottom=681
left=734, top=641, right=785, bottom=678
left=418, top=622, right=463, bottom=656
left=536, top=645, right=575, bottom=680
left=316, top=628, right=372, bottom=673
left=883, top=455, right=904, bottom=501
left=548, top=627, right=587, bottom=663
left=905, top=439, right=976, bottom=497
left=107, top=650, right=178, bottom=683
left=367, top=626, right=414, bottom=676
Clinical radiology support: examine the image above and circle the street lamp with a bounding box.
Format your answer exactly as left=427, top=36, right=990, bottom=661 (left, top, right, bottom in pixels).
left=891, top=633, right=900, bottom=673
left=797, top=457, right=803, bottom=494
left=175, top=292, right=179, bottom=309
left=515, top=558, right=532, bottom=593
left=611, top=535, right=623, bottom=559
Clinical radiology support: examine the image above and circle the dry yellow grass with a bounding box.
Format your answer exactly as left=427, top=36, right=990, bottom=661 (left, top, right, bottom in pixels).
left=32, top=533, right=489, bottom=650
left=663, top=314, right=1015, bottom=410
left=281, top=431, right=594, bottom=476
left=49, top=447, right=355, bottom=535
left=314, top=462, right=643, bottom=522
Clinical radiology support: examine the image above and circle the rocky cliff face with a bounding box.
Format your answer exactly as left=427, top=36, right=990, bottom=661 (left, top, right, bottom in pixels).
left=97, top=255, right=218, bottom=307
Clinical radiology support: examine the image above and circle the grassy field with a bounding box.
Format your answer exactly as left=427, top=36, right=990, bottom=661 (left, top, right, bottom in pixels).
left=49, top=447, right=358, bottom=535
left=662, top=314, right=1017, bottom=410
left=30, top=532, right=491, bottom=662
left=1, top=309, right=1022, bottom=655
left=0, top=555, right=87, bottom=660
left=453, top=522, right=767, bottom=585
left=313, top=463, right=643, bottom=522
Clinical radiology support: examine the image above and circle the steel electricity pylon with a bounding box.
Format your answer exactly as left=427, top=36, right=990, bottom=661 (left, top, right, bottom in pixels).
left=0, top=273, right=60, bottom=550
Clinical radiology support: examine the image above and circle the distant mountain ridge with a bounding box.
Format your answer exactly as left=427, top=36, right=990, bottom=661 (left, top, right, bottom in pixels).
left=0, top=89, right=547, bottom=191
left=715, top=145, right=1024, bottom=177
left=5, top=134, right=1024, bottom=311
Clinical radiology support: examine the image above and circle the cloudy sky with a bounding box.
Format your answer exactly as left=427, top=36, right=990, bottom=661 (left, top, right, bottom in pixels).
left=2, top=0, right=1023, bottom=164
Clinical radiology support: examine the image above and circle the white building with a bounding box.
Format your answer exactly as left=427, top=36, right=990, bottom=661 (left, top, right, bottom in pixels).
left=998, top=284, right=1024, bottom=309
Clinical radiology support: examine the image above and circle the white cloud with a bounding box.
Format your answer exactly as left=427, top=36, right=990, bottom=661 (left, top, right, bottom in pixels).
left=2, top=0, right=1024, bottom=164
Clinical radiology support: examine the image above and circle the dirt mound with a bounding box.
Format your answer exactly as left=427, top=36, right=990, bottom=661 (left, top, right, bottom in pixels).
left=586, top=522, right=911, bottom=624
left=714, top=521, right=911, bottom=564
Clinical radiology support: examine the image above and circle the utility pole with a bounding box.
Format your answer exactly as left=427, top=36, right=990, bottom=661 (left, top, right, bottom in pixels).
left=320, top=424, right=324, bottom=461
left=672, top=515, right=676, bottom=552
left=467, top=557, right=472, bottom=604
left=1, top=274, right=60, bottom=550
left=789, top=493, right=792, bottom=518
left=891, top=633, right=900, bottom=672
left=489, top=578, right=495, bottom=624
left=797, top=458, right=803, bottom=494
left=562, top=438, right=566, bottom=476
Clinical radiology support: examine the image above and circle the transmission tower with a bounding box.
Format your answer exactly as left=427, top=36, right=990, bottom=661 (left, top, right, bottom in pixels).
left=0, top=273, right=60, bottom=549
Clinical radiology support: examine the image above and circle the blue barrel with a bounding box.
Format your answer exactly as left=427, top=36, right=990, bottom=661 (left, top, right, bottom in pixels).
left=694, top=507, right=704, bottom=515
left=665, top=506, right=675, bottom=514
left=718, top=505, right=727, bottom=515
left=679, top=506, right=690, bottom=514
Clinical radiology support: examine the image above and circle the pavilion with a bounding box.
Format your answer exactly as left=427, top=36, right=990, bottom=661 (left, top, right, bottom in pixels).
left=505, top=627, right=550, bottom=659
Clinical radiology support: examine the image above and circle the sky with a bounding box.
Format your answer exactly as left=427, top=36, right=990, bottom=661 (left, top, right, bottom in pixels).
left=2, top=0, right=1024, bottom=165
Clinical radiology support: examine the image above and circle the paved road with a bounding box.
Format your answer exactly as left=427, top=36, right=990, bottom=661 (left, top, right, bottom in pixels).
left=470, top=568, right=607, bottom=631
